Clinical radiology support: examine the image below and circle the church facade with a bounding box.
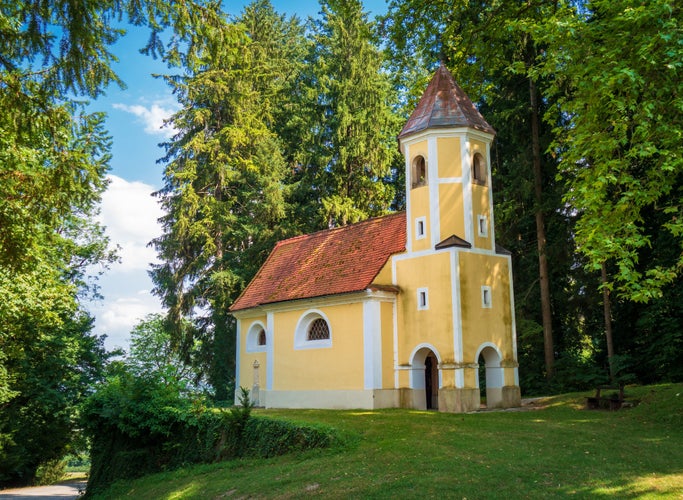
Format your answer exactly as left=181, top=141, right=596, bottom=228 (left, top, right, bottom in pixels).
left=230, top=64, right=521, bottom=412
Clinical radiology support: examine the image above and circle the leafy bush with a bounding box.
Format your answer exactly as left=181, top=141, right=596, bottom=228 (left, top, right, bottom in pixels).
left=82, top=376, right=337, bottom=496
left=242, top=417, right=337, bottom=458
left=34, top=459, right=67, bottom=486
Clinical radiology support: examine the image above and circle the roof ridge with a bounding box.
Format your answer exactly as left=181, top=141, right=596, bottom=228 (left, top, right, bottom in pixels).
left=230, top=211, right=407, bottom=312
left=275, top=211, right=406, bottom=247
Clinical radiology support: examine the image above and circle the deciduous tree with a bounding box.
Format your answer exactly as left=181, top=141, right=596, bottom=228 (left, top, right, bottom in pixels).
left=0, top=0, right=228, bottom=485
left=539, top=0, right=683, bottom=302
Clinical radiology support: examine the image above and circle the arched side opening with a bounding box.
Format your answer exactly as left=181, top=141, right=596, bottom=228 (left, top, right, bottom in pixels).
left=472, top=152, right=487, bottom=185
left=411, top=155, right=427, bottom=188
left=475, top=344, right=504, bottom=409
left=409, top=345, right=441, bottom=410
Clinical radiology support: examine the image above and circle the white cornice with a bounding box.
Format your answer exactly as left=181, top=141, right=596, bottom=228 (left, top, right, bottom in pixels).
left=399, top=127, right=495, bottom=154
left=231, top=288, right=398, bottom=319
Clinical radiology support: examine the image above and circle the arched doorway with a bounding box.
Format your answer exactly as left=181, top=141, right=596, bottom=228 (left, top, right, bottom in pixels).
left=424, top=352, right=438, bottom=410
left=410, top=345, right=440, bottom=410
left=476, top=344, right=504, bottom=409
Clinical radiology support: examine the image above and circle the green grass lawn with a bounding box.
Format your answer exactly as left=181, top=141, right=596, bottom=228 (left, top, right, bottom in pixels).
left=94, top=384, right=683, bottom=499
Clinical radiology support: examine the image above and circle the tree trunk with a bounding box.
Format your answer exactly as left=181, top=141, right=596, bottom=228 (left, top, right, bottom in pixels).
left=529, top=77, right=554, bottom=379
left=601, top=261, right=616, bottom=381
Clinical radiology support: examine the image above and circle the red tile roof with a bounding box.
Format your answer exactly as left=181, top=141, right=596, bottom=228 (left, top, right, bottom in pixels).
left=230, top=212, right=406, bottom=312
left=399, top=63, right=495, bottom=139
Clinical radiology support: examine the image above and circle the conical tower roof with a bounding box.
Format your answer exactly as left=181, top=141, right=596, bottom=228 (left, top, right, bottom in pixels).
left=398, top=63, right=495, bottom=139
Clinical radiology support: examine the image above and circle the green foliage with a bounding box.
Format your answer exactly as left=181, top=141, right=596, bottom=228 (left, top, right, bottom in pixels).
left=34, top=459, right=67, bottom=487
left=0, top=311, right=107, bottom=486
left=151, top=0, right=304, bottom=399
left=82, top=376, right=337, bottom=496
left=126, top=313, right=205, bottom=390
left=292, top=0, right=400, bottom=229
left=537, top=0, right=683, bottom=301
left=241, top=416, right=337, bottom=458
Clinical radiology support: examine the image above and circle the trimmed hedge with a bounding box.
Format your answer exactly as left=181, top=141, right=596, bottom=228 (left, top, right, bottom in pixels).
left=242, top=417, right=337, bottom=458
left=83, top=379, right=338, bottom=496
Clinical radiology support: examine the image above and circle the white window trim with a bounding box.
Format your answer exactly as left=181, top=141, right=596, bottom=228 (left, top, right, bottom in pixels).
left=481, top=286, right=492, bottom=309
left=294, top=310, right=333, bottom=350
left=415, top=216, right=427, bottom=240
left=417, top=287, right=429, bottom=311
left=477, top=215, right=488, bottom=238
left=245, top=321, right=267, bottom=353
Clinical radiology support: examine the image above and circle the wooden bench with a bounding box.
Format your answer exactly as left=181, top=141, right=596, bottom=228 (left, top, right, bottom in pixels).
left=586, top=383, right=625, bottom=410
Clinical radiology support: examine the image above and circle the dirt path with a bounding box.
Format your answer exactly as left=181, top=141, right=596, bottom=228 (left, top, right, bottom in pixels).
left=0, top=480, right=86, bottom=499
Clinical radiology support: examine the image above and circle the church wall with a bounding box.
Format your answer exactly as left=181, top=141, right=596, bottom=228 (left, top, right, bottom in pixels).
left=470, top=138, right=492, bottom=251
left=394, top=251, right=455, bottom=367
left=271, top=303, right=365, bottom=391
left=471, top=183, right=491, bottom=250
left=381, top=301, right=395, bottom=389
left=409, top=140, right=429, bottom=169
left=410, top=185, right=431, bottom=252
left=373, top=259, right=394, bottom=286
left=437, top=137, right=462, bottom=178
left=439, top=182, right=465, bottom=241
left=237, top=316, right=267, bottom=393
left=458, top=252, right=514, bottom=363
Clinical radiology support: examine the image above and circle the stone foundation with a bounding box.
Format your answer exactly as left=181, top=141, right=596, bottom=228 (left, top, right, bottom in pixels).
left=501, top=385, right=522, bottom=408
left=438, top=387, right=480, bottom=413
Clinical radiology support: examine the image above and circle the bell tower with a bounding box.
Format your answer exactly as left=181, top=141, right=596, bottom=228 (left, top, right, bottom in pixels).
left=395, top=64, right=521, bottom=412
left=398, top=63, right=497, bottom=256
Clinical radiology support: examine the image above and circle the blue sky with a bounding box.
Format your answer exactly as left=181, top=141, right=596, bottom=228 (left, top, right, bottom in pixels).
left=88, top=0, right=390, bottom=350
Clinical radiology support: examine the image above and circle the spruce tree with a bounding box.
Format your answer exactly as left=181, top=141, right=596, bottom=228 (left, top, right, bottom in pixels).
left=151, top=1, right=304, bottom=400
left=293, top=0, right=400, bottom=230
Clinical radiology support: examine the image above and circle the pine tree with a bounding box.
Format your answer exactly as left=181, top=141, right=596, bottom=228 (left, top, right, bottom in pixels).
left=292, top=0, right=400, bottom=230
left=151, top=1, right=304, bottom=400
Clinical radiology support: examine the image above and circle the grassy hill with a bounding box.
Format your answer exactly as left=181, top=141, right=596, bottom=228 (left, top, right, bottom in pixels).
left=92, top=384, right=683, bottom=499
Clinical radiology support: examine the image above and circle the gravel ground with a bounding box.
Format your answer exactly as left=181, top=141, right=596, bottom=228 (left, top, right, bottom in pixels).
left=0, top=480, right=86, bottom=499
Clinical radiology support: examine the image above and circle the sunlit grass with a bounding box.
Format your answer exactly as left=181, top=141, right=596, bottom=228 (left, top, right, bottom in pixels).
left=94, top=383, right=683, bottom=499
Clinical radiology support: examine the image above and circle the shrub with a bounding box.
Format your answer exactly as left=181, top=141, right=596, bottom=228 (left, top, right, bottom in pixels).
left=241, top=417, right=337, bottom=458
left=82, top=377, right=338, bottom=497
left=34, top=459, right=66, bottom=486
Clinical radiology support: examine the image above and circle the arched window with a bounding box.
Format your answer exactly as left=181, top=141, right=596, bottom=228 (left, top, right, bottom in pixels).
left=307, top=318, right=330, bottom=340
left=246, top=322, right=267, bottom=352
left=473, top=153, right=486, bottom=184
left=412, top=155, right=427, bottom=188
left=295, top=311, right=333, bottom=349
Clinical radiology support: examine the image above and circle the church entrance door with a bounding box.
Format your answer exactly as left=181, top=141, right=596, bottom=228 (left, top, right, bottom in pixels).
left=425, top=352, right=438, bottom=410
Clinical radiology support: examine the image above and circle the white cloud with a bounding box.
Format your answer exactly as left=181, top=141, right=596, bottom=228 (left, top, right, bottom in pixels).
left=99, top=174, right=163, bottom=272
left=89, top=175, right=166, bottom=350
left=113, top=101, right=178, bottom=138
left=90, top=290, right=163, bottom=351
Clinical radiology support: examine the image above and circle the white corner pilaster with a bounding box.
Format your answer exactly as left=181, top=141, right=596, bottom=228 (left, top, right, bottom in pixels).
left=428, top=137, right=441, bottom=247
left=266, top=312, right=274, bottom=391
left=363, top=300, right=382, bottom=390
left=462, top=135, right=474, bottom=243
left=234, top=320, right=241, bottom=399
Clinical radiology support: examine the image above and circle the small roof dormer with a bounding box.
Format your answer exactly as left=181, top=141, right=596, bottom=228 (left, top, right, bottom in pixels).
left=398, top=63, right=495, bottom=147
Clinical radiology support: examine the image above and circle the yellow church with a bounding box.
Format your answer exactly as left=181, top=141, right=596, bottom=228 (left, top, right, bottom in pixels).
left=230, top=64, right=521, bottom=413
